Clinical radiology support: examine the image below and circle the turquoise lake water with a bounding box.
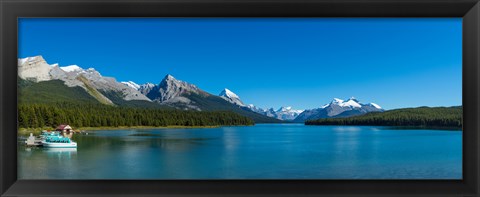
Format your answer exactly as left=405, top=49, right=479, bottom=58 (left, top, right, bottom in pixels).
left=18, top=124, right=462, bottom=179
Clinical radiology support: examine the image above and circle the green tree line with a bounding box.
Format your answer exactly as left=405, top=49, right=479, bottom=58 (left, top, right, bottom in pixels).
left=305, top=106, right=462, bottom=128
left=18, top=102, right=255, bottom=129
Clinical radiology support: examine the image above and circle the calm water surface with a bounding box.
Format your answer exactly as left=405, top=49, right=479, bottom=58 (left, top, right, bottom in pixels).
left=18, top=124, right=462, bottom=179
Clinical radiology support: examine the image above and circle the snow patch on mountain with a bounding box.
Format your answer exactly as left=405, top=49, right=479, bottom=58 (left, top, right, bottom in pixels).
left=368, top=103, right=382, bottom=109
left=327, top=97, right=362, bottom=109
left=60, top=65, right=83, bottom=73
left=219, top=88, right=245, bottom=106
left=121, top=81, right=141, bottom=90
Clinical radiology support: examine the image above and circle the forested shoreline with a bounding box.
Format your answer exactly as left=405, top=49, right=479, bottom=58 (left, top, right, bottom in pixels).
left=305, top=106, right=462, bottom=128
left=18, top=102, right=255, bottom=129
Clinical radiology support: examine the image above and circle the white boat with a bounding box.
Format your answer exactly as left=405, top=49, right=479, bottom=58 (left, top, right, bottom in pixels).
left=41, top=131, right=77, bottom=148
left=42, top=141, right=77, bottom=148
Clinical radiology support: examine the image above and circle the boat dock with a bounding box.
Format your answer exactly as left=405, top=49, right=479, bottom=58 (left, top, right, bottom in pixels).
left=24, top=133, right=43, bottom=147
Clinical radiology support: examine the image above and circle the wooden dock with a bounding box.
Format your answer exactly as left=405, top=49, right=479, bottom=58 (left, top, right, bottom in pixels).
left=25, top=133, right=43, bottom=147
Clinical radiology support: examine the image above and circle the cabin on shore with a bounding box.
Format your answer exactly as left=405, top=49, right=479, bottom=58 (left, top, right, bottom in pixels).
left=56, top=124, right=73, bottom=133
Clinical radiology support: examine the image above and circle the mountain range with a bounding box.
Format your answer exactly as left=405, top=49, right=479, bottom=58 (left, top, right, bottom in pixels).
left=214, top=88, right=382, bottom=121
left=18, top=56, right=383, bottom=122
left=18, top=56, right=282, bottom=123
left=293, top=97, right=383, bottom=122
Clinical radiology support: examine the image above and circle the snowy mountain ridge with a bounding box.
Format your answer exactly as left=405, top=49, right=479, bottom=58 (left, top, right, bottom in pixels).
left=294, top=97, right=383, bottom=122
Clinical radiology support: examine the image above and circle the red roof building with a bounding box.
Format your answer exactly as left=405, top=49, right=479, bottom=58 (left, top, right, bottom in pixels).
left=56, top=124, right=72, bottom=132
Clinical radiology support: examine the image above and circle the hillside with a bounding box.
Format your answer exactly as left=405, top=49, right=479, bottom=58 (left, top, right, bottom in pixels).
left=305, top=106, right=462, bottom=128
left=18, top=79, right=99, bottom=104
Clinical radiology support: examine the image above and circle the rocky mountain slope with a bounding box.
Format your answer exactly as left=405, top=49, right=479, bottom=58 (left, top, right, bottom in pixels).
left=18, top=56, right=150, bottom=105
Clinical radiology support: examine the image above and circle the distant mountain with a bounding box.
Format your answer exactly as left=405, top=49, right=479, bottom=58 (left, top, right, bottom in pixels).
left=275, top=107, right=305, bottom=120
left=219, top=88, right=245, bottom=107
left=215, top=89, right=304, bottom=121
left=294, top=97, right=383, bottom=122
left=247, top=105, right=304, bottom=121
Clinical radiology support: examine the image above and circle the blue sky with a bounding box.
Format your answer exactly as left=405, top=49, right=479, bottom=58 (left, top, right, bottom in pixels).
left=18, top=18, right=462, bottom=110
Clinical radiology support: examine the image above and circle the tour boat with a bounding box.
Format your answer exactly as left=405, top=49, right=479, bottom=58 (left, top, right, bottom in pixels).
left=41, top=131, right=77, bottom=148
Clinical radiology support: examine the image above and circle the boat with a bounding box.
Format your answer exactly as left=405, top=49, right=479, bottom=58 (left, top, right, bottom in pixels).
left=41, top=131, right=77, bottom=148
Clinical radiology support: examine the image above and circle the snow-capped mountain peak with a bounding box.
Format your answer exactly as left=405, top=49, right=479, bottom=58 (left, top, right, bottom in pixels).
left=121, top=81, right=141, bottom=90
left=294, top=97, right=384, bottom=122
left=60, top=65, right=83, bottom=73
left=220, top=88, right=240, bottom=99
left=219, top=88, right=245, bottom=106
left=327, top=97, right=361, bottom=108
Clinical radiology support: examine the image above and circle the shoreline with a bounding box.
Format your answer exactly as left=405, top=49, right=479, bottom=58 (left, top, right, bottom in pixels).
left=78, top=125, right=223, bottom=131
left=17, top=124, right=462, bottom=136
left=17, top=125, right=227, bottom=136
left=304, top=124, right=462, bottom=131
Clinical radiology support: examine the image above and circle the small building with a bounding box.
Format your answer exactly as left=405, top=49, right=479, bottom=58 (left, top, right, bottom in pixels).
left=56, top=124, right=73, bottom=133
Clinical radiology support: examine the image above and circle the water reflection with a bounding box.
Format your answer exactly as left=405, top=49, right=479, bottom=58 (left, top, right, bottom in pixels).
left=44, top=148, right=77, bottom=159
left=18, top=125, right=462, bottom=179
left=332, top=126, right=361, bottom=132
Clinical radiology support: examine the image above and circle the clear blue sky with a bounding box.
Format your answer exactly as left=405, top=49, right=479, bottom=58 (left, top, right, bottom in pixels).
left=18, top=18, right=462, bottom=110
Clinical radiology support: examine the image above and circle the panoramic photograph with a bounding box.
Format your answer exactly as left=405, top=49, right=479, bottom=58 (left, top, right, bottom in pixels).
left=17, top=18, right=462, bottom=179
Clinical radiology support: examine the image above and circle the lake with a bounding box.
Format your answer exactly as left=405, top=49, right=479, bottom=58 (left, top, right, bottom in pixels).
left=18, top=124, right=462, bottom=179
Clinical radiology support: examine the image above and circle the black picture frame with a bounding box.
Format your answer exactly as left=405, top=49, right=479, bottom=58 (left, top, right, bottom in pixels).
left=1, top=0, right=479, bottom=196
